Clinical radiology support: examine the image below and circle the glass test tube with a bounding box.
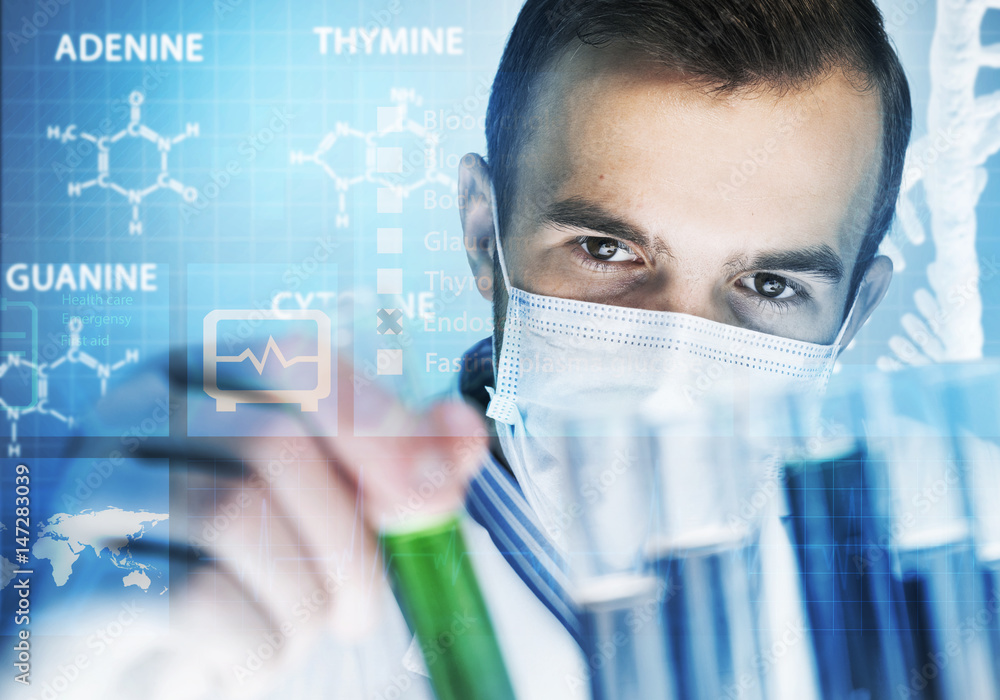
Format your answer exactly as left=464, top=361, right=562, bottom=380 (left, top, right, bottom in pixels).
left=646, top=404, right=767, bottom=700
left=380, top=515, right=516, bottom=700
left=782, top=385, right=911, bottom=700
left=560, top=415, right=674, bottom=700
left=345, top=289, right=516, bottom=700
left=934, top=362, right=1000, bottom=695
left=863, top=368, right=997, bottom=700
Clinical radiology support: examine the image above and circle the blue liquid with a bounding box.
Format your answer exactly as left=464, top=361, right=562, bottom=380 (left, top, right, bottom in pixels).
left=653, top=542, right=763, bottom=700
left=983, top=561, right=1000, bottom=694
left=784, top=450, right=912, bottom=700
left=576, top=575, right=674, bottom=700
left=896, top=543, right=998, bottom=700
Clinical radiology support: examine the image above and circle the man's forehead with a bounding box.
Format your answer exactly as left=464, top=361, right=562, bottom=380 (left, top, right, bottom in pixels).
left=514, top=43, right=883, bottom=258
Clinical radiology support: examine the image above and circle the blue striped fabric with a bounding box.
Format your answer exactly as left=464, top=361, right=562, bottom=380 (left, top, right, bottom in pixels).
left=465, top=452, right=583, bottom=646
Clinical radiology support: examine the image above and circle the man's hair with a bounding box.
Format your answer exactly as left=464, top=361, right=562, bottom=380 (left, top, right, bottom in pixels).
left=485, top=0, right=912, bottom=306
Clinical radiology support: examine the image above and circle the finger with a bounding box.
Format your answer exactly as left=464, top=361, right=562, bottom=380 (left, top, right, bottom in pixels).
left=185, top=467, right=330, bottom=636
left=238, top=437, right=384, bottom=639
left=307, top=358, right=489, bottom=524
left=876, top=354, right=904, bottom=372
left=913, top=288, right=942, bottom=333
left=901, top=312, right=945, bottom=362
left=896, top=191, right=926, bottom=246
left=889, top=334, right=929, bottom=366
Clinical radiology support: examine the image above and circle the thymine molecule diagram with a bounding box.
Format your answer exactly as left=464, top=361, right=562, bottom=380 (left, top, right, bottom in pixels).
left=0, top=317, right=139, bottom=457
left=289, top=88, right=456, bottom=227
left=46, top=91, right=200, bottom=236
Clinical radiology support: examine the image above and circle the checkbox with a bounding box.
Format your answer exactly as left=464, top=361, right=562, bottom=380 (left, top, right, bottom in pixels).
left=377, top=268, right=403, bottom=295
left=376, top=147, right=403, bottom=173
left=377, top=349, right=403, bottom=375
left=377, top=188, right=403, bottom=214
left=377, top=228, right=403, bottom=254
left=377, top=106, right=403, bottom=132
left=377, top=308, right=403, bottom=335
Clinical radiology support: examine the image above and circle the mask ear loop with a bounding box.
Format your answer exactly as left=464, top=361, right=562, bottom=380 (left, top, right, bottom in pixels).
left=490, top=182, right=513, bottom=295
left=485, top=182, right=521, bottom=425
left=832, top=273, right=866, bottom=350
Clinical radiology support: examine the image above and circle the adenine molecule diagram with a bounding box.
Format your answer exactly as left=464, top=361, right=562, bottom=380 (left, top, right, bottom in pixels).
left=0, top=317, right=139, bottom=457
left=290, top=88, right=456, bottom=227
left=46, top=91, right=200, bottom=236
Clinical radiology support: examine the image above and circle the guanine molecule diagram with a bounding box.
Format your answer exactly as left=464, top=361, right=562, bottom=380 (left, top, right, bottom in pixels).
left=0, top=317, right=139, bottom=457
left=289, top=88, right=457, bottom=228
left=46, top=90, right=200, bottom=236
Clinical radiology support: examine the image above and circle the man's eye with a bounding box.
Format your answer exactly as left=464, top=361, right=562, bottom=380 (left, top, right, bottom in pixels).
left=581, top=237, right=638, bottom=262
left=741, top=273, right=796, bottom=300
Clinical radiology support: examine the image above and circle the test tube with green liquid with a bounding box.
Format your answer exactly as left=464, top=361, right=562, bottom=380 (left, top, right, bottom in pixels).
left=380, top=514, right=517, bottom=700
left=344, top=290, right=515, bottom=700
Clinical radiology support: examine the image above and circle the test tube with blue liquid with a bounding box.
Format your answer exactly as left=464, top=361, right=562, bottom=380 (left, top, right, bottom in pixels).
left=862, top=368, right=997, bottom=700
left=645, top=403, right=768, bottom=700
left=559, top=413, right=674, bottom=700
left=933, top=362, right=1000, bottom=694
left=782, top=385, right=911, bottom=700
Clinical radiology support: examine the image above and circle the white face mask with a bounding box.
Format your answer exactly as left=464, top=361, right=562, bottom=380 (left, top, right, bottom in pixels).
left=484, top=187, right=858, bottom=547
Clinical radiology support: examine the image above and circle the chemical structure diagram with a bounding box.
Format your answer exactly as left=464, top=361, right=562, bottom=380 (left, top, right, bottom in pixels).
left=0, top=317, right=139, bottom=457
left=46, top=91, right=200, bottom=236
left=289, top=88, right=457, bottom=227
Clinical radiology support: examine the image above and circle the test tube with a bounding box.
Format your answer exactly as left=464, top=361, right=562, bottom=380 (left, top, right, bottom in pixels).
left=380, top=515, right=517, bottom=700
left=933, top=361, right=1000, bottom=694
left=862, top=368, right=998, bottom=700
left=646, top=401, right=767, bottom=700
left=782, top=385, right=911, bottom=700
left=560, top=414, right=674, bottom=700
left=345, top=287, right=516, bottom=700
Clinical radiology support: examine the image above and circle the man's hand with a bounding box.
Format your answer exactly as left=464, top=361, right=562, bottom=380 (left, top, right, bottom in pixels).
left=61, top=353, right=489, bottom=699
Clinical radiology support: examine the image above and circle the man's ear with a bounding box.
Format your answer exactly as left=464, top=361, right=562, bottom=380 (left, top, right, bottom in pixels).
left=458, top=153, right=495, bottom=301
left=838, top=255, right=893, bottom=347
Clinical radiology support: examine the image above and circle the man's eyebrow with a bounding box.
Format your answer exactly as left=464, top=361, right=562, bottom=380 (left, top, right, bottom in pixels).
left=541, top=196, right=669, bottom=256
left=726, top=245, right=845, bottom=284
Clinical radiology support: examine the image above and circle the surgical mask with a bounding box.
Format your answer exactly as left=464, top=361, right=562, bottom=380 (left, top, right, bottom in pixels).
left=484, top=187, right=858, bottom=547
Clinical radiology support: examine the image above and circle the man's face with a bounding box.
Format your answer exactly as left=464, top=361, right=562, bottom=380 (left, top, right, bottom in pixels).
left=493, top=46, right=884, bottom=345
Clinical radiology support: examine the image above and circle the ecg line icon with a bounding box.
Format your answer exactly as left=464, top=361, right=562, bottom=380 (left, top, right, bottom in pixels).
left=219, top=336, right=321, bottom=374
left=203, top=310, right=331, bottom=413
left=46, top=90, right=200, bottom=236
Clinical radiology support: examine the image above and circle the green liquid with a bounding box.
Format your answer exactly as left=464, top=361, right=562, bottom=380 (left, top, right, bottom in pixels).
left=380, top=515, right=517, bottom=700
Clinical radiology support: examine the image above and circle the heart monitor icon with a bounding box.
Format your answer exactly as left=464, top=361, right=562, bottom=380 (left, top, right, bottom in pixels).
left=203, top=309, right=332, bottom=412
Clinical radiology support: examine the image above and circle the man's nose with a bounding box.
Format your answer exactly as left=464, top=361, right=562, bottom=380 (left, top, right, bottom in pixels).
left=645, top=274, right=726, bottom=323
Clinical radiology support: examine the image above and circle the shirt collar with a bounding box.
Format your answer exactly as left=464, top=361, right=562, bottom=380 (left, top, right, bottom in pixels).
left=458, top=337, right=582, bottom=643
